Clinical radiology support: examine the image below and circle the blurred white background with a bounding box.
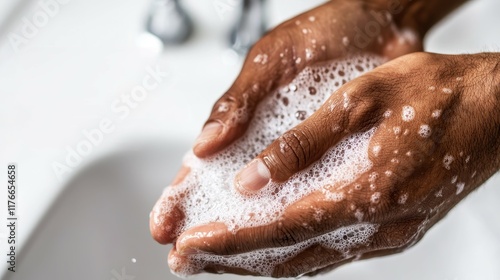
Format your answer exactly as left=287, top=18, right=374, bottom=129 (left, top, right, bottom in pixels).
left=0, top=0, right=499, bottom=279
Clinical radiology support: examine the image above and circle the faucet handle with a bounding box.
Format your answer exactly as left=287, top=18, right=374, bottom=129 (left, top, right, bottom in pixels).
left=146, top=0, right=193, bottom=44
left=230, top=0, right=267, bottom=55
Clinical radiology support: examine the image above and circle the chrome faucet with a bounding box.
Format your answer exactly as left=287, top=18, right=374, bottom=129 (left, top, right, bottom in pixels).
left=146, top=0, right=193, bottom=44
left=230, top=0, right=267, bottom=54
left=145, top=0, right=267, bottom=54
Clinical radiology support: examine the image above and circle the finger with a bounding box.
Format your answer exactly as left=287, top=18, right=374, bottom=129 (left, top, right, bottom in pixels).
left=192, top=39, right=310, bottom=158
left=192, top=33, right=294, bottom=158
left=234, top=79, right=381, bottom=192
left=150, top=198, right=184, bottom=244
left=175, top=195, right=344, bottom=257
left=174, top=216, right=425, bottom=278
left=168, top=246, right=195, bottom=276
left=193, top=3, right=345, bottom=159
left=150, top=165, right=190, bottom=244
left=275, top=217, right=425, bottom=277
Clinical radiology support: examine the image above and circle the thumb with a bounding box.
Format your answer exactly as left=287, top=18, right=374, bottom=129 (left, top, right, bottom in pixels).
left=235, top=85, right=378, bottom=193
left=192, top=32, right=297, bottom=158
left=192, top=7, right=339, bottom=158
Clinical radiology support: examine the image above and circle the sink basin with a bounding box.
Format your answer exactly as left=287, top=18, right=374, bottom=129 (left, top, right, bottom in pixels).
left=5, top=139, right=500, bottom=280
left=4, top=141, right=186, bottom=280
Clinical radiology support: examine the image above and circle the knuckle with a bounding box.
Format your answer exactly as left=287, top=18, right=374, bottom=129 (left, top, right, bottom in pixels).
left=219, top=239, right=240, bottom=255
left=268, top=215, right=310, bottom=248
left=342, top=78, right=382, bottom=129
left=269, top=128, right=314, bottom=178
left=271, top=225, right=299, bottom=247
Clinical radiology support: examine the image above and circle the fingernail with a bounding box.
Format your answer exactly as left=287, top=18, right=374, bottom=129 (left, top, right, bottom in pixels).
left=194, top=122, right=222, bottom=148
left=236, top=159, right=271, bottom=192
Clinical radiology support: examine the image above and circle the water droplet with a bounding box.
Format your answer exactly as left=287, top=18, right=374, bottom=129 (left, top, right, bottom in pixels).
left=418, top=124, right=432, bottom=138
left=442, top=88, right=452, bottom=94
left=342, top=36, right=350, bottom=46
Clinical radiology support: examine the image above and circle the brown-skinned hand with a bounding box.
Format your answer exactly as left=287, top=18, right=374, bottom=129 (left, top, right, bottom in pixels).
left=154, top=52, right=500, bottom=277
left=149, top=0, right=500, bottom=277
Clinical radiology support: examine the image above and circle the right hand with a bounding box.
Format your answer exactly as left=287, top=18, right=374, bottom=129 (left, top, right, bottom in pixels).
left=163, top=52, right=500, bottom=277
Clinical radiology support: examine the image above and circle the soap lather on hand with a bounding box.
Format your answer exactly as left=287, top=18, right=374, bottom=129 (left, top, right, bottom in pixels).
left=150, top=0, right=500, bottom=277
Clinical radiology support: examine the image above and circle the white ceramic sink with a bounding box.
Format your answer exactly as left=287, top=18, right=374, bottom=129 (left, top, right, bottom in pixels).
left=4, top=141, right=187, bottom=280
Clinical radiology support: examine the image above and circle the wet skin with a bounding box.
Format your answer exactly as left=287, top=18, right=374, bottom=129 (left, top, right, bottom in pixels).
left=150, top=0, right=500, bottom=277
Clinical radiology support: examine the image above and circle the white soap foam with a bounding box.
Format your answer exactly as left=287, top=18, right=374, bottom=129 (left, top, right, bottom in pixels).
left=431, top=109, right=442, bottom=119
left=152, top=55, right=385, bottom=276
left=401, top=106, right=415, bottom=122
left=442, top=88, right=452, bottom=94
left=418, top=124, right=432, bottom=138
left=253, top=54, right=268, bottom=64
left=443, top=154, right=454, bottom=170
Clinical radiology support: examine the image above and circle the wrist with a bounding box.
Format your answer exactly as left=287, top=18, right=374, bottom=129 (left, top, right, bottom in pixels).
left=361, top=0, right=468, bottom=38
left=457, top=53, right=500, bottom=105
left=447, top=52, right=500, bottom=174
left=473, top=53, right=500, bottom=98
left=489, top=54, right=500, bottom=122
left=466, top=53, right=500, bottom=161
left=491, top=55, right=500, bottom=100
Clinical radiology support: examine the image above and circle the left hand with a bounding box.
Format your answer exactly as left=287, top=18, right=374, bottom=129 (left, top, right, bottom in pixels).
left=168, top=52, right=500, bottom=277
left=150, top=0, right=422, bottom=247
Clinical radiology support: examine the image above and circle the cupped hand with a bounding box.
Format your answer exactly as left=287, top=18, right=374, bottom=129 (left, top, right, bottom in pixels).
left=170, top=52, right=500, bottom=277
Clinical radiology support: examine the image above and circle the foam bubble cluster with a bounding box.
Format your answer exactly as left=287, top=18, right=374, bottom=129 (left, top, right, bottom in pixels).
left=153, top=55, right=385, bottom=276
left=402, top=105, right=415, bottom=122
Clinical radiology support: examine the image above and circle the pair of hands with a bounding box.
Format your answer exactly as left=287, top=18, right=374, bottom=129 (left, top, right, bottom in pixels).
left=151, top=0, right=500, bottom=277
